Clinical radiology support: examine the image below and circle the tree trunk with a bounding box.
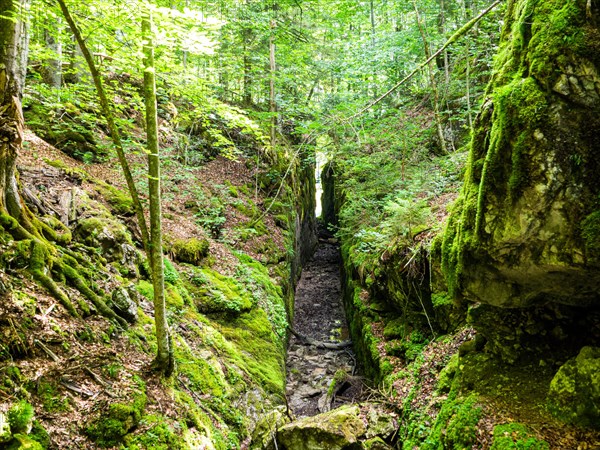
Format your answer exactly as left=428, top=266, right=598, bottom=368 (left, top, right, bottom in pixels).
left=0, top=0, right=30, bottom=218
left=269, top=19, right=276, bottom=147
left=412, top=0, right=448, bottom=154
left=41, top=20, right=62, bottom=88
left=143, top=5, right=174, bottom=376
left=57, top=0, right=151, bottom=256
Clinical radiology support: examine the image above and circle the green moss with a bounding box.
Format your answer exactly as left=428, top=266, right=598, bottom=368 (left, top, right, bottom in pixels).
left=124, top=414, right=186, bottom=450
left=171, top=238, right=209, bottom=266
left=86, top=388, right=147, bottom=447
left=7, top=401, right=34, bottom=434
left=581, top=210, right=600, bottom=261
left=491, top=423, right=549, bottom=449
left=95, top=181, right=135, bottom=216
left=5, top=434, right=44, bottom=450
left=35, top=380, right=70, bottom=413
left=191, top=267, right=254, bottom=314
left=436, top=353, right=459, bottom=394
left=217, top=308, right=286, bottom=395
left=29, top=421, right=50, bottom=449
left=547, top=346, right=600, bottom=428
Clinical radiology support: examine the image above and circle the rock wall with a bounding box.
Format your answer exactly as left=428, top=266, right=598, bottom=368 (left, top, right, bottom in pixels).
left=441, top=0, right=600, bottom=309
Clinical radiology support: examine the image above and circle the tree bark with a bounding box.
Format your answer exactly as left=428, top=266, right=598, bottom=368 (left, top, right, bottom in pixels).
left=413, top=0, right=448, bottom=154
left=41, top=19, right=62, bottom=88
left=0, top=0, right=30, bottom=218
left=143, top=5, right=174, bottom=376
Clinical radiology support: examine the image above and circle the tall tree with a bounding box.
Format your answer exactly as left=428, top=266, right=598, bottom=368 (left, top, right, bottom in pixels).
left=0, top=0, right=30, bottom=220
left=143, top=3, right=174, bottom=375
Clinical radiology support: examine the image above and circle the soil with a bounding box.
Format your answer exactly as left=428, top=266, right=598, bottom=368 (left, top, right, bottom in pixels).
left=285, top=235, right=367, bottom=418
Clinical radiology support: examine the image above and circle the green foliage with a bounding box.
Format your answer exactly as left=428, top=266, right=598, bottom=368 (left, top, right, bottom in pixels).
left=582, top=210, right=600, bottom=260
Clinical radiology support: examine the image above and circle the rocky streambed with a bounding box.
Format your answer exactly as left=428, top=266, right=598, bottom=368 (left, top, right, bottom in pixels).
left=259, top=238, right=398, bottom=450
left=286, top=239, right=363, bottom=417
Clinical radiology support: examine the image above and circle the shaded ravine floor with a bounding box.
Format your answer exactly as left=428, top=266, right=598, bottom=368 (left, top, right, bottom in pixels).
left=286, top=238, right=366, bottom=418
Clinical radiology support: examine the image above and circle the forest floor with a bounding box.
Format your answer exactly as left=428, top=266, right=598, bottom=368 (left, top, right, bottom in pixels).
left=286, top=234, right=367, bottom=418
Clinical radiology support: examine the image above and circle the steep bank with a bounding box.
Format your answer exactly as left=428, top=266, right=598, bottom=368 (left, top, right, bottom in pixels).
left=321, top=149, right=600, bottom=448
left=0, top=87, right=317, bottom=448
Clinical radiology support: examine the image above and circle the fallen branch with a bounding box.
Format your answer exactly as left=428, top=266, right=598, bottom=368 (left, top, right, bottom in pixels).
left=34, top=339, right=60, bottom=362
left=288, top=327, right=352, bottom=350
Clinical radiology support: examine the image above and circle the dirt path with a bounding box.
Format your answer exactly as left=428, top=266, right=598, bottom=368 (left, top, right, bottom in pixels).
left=286, top=239, right=365, bottom=418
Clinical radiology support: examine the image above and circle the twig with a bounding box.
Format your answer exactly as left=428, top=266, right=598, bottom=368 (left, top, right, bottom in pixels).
left=34, top=339, right=60, bottom=362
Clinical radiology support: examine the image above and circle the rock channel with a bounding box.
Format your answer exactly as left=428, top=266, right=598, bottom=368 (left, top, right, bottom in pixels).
left=251, top=238, right=398, bottom=450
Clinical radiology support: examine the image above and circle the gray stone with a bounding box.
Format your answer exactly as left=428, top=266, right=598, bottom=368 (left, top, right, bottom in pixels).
left=110, top=287, right=138, bottom=323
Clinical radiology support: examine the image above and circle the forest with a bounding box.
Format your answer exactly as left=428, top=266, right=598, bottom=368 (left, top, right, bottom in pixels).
left=0, top=0, right=599, bottom=448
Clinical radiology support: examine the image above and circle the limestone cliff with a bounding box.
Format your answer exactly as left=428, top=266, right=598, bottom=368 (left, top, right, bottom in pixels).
left=442, top=0, right=600, bottom=308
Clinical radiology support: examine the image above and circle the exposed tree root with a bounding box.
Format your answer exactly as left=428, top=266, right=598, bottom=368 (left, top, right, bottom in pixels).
left=0, top=212, right=125, bottom=326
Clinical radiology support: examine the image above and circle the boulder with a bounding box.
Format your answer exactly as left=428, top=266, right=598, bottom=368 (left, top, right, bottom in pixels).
left=547, top=346, right=600, bottom=428
left=110, top=288, right=138, bottom=323
left=276, top=405, right=366, bottom=450
left=250, top=406, right=290, bottom=450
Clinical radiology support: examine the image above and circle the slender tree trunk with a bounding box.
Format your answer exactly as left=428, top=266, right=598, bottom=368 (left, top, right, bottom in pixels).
left=56, top=0, right=151, bottom=255
left=0, top=0, right=30, bottom=219
left=41, top=19, right=62, bottom=88
left=412, top=0, right=448, bottom=154
left=143, top=5, right=173, bottom=376
left=269, top=19, right=276, bottom=147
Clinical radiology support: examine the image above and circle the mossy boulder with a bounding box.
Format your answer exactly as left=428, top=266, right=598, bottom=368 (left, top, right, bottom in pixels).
left=277, top=405, right=366, bottom=450
left=547, top=346, right=600, bottom=428
left=74, top=217, right=135, bottom=264
left=109, top=287, right=138, bottom=323
left=491, top=423, right=549, bottom=449
left=250, top=406, right=290, bottom=450
left=86, top=392, right=147, bottom=447
left=171, top=238, right=210, bottom=266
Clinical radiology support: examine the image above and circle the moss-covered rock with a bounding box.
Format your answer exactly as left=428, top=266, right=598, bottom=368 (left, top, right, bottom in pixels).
left=491, top=423, right=549, bottom=449
left=277, top=405, right=366, bottom=450
left=86, top=389, right=147, bottom=447
left=171, top=238, right=210, bottom=266
left=547, top=346, right=600, bottom=428
left=441, top=0, right=600, bottom=309
left=74, top=216, right=135, bottom=264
